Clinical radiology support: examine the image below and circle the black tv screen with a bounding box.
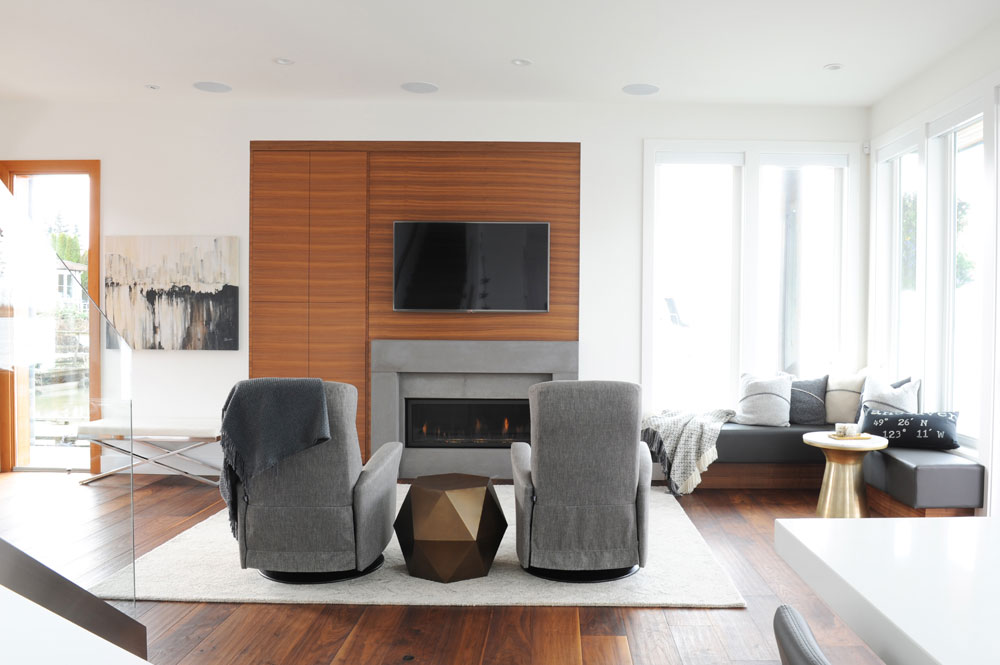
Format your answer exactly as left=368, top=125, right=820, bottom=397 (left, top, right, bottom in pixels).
left=393, top=221, right=549, bottom=312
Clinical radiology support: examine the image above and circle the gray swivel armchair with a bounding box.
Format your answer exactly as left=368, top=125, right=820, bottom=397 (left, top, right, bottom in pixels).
left=773, top=605, right=833, bottom=665
left=510, top=380, right=652, bottom=581
left=234, top=381, right=403, bottom=582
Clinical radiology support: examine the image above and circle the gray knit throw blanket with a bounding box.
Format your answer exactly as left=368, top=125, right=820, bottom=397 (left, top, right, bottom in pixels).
left=219, top=378, right=331, bottom=537
left=642, top=409, right=734, bottom=495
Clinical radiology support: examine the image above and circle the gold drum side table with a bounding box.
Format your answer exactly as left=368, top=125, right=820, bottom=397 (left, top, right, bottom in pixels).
left=802, top=432, right=888, bottom=518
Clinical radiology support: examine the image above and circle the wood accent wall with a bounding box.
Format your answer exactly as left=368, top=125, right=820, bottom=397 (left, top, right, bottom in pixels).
left=249, top=142, right=581, bottom=459
left=367, top=149, right=579, bottom=341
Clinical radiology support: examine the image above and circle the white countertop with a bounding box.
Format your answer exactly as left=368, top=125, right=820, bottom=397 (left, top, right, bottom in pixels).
left=775, top=516, right=998, bottom=665
left=0, top=586, right=148, bottom=664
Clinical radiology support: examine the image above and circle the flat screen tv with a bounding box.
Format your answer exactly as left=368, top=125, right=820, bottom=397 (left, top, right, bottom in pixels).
left=393, top=221, right=549, bottom=312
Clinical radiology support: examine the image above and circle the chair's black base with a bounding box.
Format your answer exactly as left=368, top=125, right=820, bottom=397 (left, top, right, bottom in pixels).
left=525, top=564, right=640, bottom=583
left=259, top=554, right=385, bottom=584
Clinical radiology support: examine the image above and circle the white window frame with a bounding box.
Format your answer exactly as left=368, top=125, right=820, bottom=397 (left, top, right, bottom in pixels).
left=871, top=133, right=924, bottom=381
left=641, top=139, right=862, bottom=415
left=870, top=77, right=999, bottom=516
left=929, top=111, right=985, bottom=429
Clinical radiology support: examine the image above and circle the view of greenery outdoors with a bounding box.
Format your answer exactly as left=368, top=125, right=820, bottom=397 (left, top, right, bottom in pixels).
left=895, top=152, right=922, bottom=381
left=13, top=174, right=92, bottom=469
left=952, top=120, right=985, bottom=438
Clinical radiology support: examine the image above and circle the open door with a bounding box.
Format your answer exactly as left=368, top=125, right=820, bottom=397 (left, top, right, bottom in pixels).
left=0, top=161, right=101, bottom=472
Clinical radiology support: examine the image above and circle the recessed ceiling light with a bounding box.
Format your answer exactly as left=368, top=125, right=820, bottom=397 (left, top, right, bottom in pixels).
left=401, top=81, right=439, bottom=94
left=622, top=83, right=660, bottom=96
left=511, top=58, right=533, bottom=67
left=144, top=84, right=160, bottom=91
left=193, top=81, right=232, bottom=93
left=273, top=58, right=295, bottom=66
left=823, top=63, right=844, bottom=71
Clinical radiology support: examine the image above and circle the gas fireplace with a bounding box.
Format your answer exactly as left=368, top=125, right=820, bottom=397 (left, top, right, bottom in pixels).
left=405, top=398, right=530, bottom=448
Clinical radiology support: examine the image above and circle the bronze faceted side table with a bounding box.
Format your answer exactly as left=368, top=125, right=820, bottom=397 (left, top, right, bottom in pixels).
left=394, top=473, right=507, bottom=583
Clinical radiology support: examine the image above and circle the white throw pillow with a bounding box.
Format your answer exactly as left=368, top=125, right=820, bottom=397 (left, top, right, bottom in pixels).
left=860, top=377, right=920, bottom=416
left=825, top=372, right=865, bottom=424
left=734, top=373, right=792, bottom=427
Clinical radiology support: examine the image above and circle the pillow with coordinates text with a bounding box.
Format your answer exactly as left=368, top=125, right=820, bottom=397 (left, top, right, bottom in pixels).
left=860, top=410, right=959, bottom=450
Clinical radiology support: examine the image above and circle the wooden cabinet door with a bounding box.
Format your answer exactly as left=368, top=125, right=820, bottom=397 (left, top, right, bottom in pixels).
left=249, top=302, right=309, bottom=378
left=309, top=301, right=367, bottom=456
left=307, top=152, right=369, bottom=456
left=309, top=152, right=367, bottom=304
left=250, top=151, right=309, bottom=303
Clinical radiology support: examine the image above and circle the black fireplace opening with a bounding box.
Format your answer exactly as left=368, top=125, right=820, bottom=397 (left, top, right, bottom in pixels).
left=405, top=398, right=530, bottom=448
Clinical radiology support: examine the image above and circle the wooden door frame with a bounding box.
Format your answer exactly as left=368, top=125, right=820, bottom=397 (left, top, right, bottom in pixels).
left=0, top=160, right=102, bottom=472
left=0, top=369, right=14, bottom=472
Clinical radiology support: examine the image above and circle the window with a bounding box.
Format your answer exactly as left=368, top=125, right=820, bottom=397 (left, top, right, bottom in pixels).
left=642, top=142, right=859, bottom=413
left=649, top=156, right=741, bottom=410
left=942, top=118, right=985, bottom=438
left=751, top=158, right=845, bottom=377
left=894, top=152, right=922, bottom=378
left=873, top=110, right=992, bottom=447
left=874, top=147, right=923, bottom=379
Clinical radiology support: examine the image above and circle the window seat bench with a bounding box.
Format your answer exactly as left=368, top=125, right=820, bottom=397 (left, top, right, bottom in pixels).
left=695, top=424, right=985, bottom=516
left=863, top=448, right=984, bottom=517
left=697, top=424, right=825, bottom=490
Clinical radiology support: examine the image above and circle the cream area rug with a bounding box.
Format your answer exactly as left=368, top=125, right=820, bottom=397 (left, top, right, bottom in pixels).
left=91, top=485, right=745, bottom=607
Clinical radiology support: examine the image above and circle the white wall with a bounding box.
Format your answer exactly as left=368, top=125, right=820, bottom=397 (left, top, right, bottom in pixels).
left=871, top=17, right=1000, bottom=138
left=0, top=98, right=868, bottom=424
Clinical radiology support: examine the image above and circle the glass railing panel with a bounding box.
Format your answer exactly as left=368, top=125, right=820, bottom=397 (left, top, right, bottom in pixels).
left=0, top=181, right=136, bottom=609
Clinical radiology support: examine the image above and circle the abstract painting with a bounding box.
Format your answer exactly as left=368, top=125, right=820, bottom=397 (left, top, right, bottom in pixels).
left=104, top=236, right=238, bottom=350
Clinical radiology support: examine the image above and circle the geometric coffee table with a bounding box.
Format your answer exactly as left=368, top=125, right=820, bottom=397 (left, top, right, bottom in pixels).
left=802, top=431, right=888, bottom=518
left=393, top=473, right=507, bottom=583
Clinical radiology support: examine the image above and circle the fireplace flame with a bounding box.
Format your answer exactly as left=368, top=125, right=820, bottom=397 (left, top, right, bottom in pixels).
left=474, top=418, right=482, bottom=434
left=421, top=423, right=428, bottom=436
left=503, top=417, right=510, bottom=434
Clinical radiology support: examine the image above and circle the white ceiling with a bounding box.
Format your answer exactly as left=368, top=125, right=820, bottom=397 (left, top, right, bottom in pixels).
left=2, top=0, right=999, bottom=106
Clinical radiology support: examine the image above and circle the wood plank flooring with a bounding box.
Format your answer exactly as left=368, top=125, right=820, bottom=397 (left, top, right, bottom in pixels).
left=0, top=472, right=884, bottom=664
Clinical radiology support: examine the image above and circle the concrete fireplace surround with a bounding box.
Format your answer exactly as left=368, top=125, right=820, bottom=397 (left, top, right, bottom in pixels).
left=371, top=340, right=579, bottom=479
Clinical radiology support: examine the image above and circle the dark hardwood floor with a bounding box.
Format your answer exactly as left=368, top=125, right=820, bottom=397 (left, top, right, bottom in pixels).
left=0, top=472, right=883, bottom=664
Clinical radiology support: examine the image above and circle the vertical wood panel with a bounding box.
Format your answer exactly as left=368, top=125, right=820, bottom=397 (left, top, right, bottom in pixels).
left=14, top=366, right=30, bottom=465
left=309, top=152, right=368, bottom=304
left=0, top=368, right=14, bottom=471
left=249, top=301, right=309, bottom=377
left=250, top=151, right=309, bottom=303
left=481, top=605, right=533, bottom=665
left=581, top=635, right=633, bottom=665
left=531, top=607, right=583, bottom=665
left=367, top=148, right=580, bottom=341
left=622, top=609, right=684, bottom=665
left=307, top=152, right=369, bottom=456
left=87, top=164, right=102, bottom=474
left=330, top=605, right=407, bottom=664
left=309, top=301, right=367, bottom=458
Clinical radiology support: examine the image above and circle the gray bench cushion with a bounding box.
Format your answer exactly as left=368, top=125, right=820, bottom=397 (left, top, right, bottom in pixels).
left=716, top=424, right=826, bottom=463
left=863, top=448, right=984, bottom=509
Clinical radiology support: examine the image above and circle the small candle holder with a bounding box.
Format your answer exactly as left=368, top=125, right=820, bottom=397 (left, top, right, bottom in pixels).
left=835, top=423, right=860, bottom=437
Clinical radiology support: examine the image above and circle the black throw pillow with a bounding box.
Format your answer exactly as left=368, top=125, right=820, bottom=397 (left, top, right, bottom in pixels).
left=790, top=375, right=828, bottom=425
left=860, top=410, right=959, bottom=450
